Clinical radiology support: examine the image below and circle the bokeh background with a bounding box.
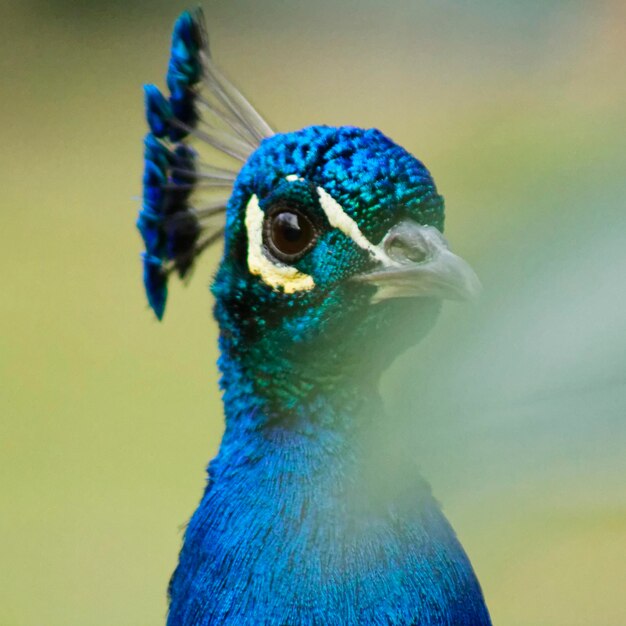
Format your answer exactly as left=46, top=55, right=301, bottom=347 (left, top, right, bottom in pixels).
left=2, top=1, right=625, bottom=624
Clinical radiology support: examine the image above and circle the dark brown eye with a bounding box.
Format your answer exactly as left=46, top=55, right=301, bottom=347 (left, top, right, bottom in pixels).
left=264, top=207, right=318, bottom=263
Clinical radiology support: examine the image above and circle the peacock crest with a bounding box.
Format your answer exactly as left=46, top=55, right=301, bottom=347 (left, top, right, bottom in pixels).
left=137, top=9, right=274, bottom=319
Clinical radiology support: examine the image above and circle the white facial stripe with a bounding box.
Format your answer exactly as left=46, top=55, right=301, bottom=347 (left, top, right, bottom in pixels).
left=315, top=186, right=390, bottom=264
left=284, top=177, right=395, bottom=265
left=245, top=194, right=315, bottom=293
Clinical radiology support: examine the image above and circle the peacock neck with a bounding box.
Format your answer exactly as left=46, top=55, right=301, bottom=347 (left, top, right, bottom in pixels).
left=212, top=331, right=379, bottom=489
left=207, top=331, right=442, bottom=534
left=166, top=334, right=492, bottom=625
left=219, top=331, right=382, bottom=426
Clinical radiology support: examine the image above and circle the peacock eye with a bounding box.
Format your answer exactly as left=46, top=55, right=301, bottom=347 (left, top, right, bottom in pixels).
left=263, top=205, right=318, bottom=263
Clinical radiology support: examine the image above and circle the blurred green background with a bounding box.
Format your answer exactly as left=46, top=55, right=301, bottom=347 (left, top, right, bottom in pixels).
left=1, top=1, right=625, bottom=624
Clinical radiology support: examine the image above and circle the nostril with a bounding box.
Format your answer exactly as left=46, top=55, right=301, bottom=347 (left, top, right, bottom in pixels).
left=384, top=232, right=428, bottom=264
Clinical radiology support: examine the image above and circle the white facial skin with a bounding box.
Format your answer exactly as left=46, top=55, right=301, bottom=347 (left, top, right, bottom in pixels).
left=244, top=176, right=397, bottom=294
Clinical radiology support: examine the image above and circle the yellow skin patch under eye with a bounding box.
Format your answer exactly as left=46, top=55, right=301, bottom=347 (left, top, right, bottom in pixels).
left=245, top=194, right=315, bottom=293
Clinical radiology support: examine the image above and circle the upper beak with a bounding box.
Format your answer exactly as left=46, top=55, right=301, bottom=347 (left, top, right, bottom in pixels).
left=353, top=220, right=482, bottom=303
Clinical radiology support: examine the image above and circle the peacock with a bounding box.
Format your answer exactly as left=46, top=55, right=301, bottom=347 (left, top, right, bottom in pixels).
left=137, top=9, right=491, bottom=626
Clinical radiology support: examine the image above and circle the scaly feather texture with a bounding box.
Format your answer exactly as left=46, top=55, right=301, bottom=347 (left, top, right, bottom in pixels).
left=168, top=368, right=490, bottom=625
left=138, top=10, right=491, bottom=625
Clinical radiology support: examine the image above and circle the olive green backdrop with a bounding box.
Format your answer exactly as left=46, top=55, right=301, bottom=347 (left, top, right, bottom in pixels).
left=2, top=1, right=625, bottom=625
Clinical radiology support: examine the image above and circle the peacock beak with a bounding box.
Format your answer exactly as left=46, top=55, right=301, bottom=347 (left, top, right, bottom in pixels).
left=353, top=220, right=482, bottom=303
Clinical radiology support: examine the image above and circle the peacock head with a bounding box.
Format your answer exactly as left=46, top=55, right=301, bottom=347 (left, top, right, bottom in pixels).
left=213, top=126, right=481, bottom=381
left=138, top=10, right=480, bottom=396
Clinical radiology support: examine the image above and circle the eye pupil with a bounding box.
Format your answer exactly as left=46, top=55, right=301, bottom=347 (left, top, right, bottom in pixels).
left=266, top=208, right=317, bottom=261
left=275, top=212, right=303, bottom=244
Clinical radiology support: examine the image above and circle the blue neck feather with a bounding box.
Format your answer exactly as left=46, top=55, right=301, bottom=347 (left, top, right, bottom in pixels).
left=167, top=335, right=491, bottom=626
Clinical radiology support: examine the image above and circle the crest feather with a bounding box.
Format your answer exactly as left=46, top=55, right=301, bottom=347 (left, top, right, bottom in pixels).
left=137, top=9, right=274, bottom=319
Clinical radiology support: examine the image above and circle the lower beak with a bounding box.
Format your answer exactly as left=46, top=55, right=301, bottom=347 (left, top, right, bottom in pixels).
left=353, top=221, right=482, bottom=303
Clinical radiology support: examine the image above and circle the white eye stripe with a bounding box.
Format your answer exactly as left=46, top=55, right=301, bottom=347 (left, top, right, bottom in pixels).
left=284, top=175, right=391, bottom=264
left=245, top=194, right=315, bottom=293
left=314, top=186, right=389, bottom=264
